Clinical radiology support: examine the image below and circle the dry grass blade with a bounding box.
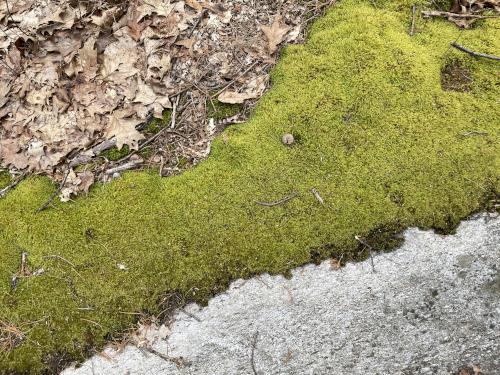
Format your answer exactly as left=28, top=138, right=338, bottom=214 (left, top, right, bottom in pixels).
left=256, top=192, right=298, bottom=207
left=0, top=320, right=25, bottom=353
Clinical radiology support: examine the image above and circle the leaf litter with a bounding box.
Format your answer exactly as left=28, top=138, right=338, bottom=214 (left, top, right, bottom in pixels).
left=0, top=0, right=334, bottom=201
left=423, top=0, right=500, bottom=28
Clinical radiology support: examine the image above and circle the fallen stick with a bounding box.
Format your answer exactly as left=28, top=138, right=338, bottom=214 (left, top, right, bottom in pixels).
left=355, top=235, right=376, bottom=273
left=212, top=61, right=260, bottom=99
left=179, top=308, right=202, bottom=322
left=422, top=10, right=500, bottom=19
left=0, top=172, right=26, bottom=198
left=141, top=347, right=189, bottom=369
left=409, top=5, right=417, bottom=36
left=256, top=192, right=298, bottom=207
left=451, top=42, right=500, bottom=61
left=36, top=169, right=70, bottom=213
left=104, top=160, right=142, bottom=175
left=69, top=138, right=117, bottom=168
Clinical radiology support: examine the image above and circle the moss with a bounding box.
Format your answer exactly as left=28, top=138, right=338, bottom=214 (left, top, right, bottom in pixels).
left=0, top=0, right=499, bottom=372
left=207, top=99, right=243, bottom=121
left=146, top=110, right=172, bottom=134
left=0, top=171, right=11, bottom=190
left=138, top=146, right=154, bottom=160
left=100, top=145, right=130, bottom=161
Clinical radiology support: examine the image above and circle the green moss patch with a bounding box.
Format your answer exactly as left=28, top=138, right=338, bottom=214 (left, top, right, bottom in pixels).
left=0, top=0, right=499, bottom=372
left=207, top=99, right=243, bottom=121
left=0, top=171, right=11, bottom=190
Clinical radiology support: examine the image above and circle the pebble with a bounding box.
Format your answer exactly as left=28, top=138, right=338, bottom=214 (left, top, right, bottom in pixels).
left=282, top=133, right=294, bottom=145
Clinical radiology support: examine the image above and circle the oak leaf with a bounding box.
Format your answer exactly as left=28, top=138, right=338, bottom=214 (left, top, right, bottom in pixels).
left=261, top=15, right=290, bottom=54
left=105, top=116, right=144, bottom=150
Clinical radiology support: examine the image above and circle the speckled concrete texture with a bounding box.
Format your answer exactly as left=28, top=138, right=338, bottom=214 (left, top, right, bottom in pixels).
left=63, top=214, right=500, bottom=375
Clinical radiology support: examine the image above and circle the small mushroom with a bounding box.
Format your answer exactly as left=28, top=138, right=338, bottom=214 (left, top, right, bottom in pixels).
left=282, top=133, right=294, bottom=145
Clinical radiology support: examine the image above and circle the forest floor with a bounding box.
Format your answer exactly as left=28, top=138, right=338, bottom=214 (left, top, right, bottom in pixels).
left=0, top=0, right=499, bottom=373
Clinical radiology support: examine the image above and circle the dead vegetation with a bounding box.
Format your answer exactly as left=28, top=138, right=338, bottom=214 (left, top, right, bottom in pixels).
left=422, top=0, right=500, bottom=28
left=441, top=59, right=473, bottom=92
left=0, top=320, right=26, bottom=353
left=0, top=0, right=334, bottom=202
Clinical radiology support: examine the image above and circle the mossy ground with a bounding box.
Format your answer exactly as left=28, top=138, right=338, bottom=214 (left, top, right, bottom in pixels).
left=1, top=0, right=499, bottom=372
left=0, top=172, right=11, bottom=191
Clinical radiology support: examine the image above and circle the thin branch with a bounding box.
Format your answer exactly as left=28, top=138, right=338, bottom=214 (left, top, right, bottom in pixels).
left=461, top=130, right=488, bottom=137
left=69, top=138, right=117, bottom=168
left=409, top=5, right=417, bottom=36
left=42, top=255, right=82, bottom=278
left=256, top=192, right=298, bottom=207
left=212, top=61, right=260, bottom=98
left=141, top=347, right=189, bottom=369
left=355, top=235, right=376, bottom=273
left=80, top=318, right=102, bottom=328
left=104, top=160, right=142, bottom=175
left=422, top=10, right=500, bottom=19
left=36, top=169, right=70, bottom=213
left=188, top=9, right=207, bottom=38
left=171, top=95, right=180, bottom=129
left=0, top=172, right=26, bottom=198
left=179, top=308, right=202, bottom=322
left=451, top=42, right=500, bottom=61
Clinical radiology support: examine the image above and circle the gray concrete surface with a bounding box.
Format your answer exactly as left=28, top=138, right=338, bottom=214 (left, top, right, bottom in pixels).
left=63, top=213, right=500, bottom=375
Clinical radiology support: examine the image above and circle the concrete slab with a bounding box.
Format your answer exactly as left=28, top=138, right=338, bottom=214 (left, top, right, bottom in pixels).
left=63, top=214, right=500, bottom=375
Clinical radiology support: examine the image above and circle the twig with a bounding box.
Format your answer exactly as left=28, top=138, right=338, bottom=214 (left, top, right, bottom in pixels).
left=256, top=192, right=298, bottom=207
left=310, top=188, right=324, bottom=205
left=142, top=347, right=189, bottom=369
left=188, top=9, right=207, bottom=37
left=10, top=251, right=31, bottom=289
left=461, top=130, right=488, bottom=137
left=212, top=61, right=260, bottom=98
left=355, top=235, right=376, bottom=273
left=422, top=10, right=500, bottom=19
left=36, top=169, right=70, bottom=213
left=80, top=318, right=103, bottom=328
left=250, top=331, right=259, bottom=375
left=42, top=255, right=82, bottom=278
left=409, top=5, right=417, bottom=36
left=69, top=138, right=117, bottom=168
left=451, top=42, right=500, bottom=61
left=171, top=95, right=180, bottom=129
left=0, top=172, right=26, bottom=198
left=179, top=308, right=202, bottom=322
left=255, top=275, right=271, bottom=289
left=20, top=252, right=29, bottom=276
left=104, top=160, right=142, bottom=175
left=215, top=113, right=246, bottom=127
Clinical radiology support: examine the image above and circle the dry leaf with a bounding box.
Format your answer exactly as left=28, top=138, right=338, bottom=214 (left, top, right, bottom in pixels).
left=78, top=171, right=95, bottom=193
left=218, top=75, right=267, bottom=104
left=105, top=116, right=145, bottom=150
left=134, top=79, right=157, bottom=105
left=261, top=15, right=291, bottom=54
left=0, top=0, right=315, bottom=197
left=186, top=0, right=203, bottom=11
